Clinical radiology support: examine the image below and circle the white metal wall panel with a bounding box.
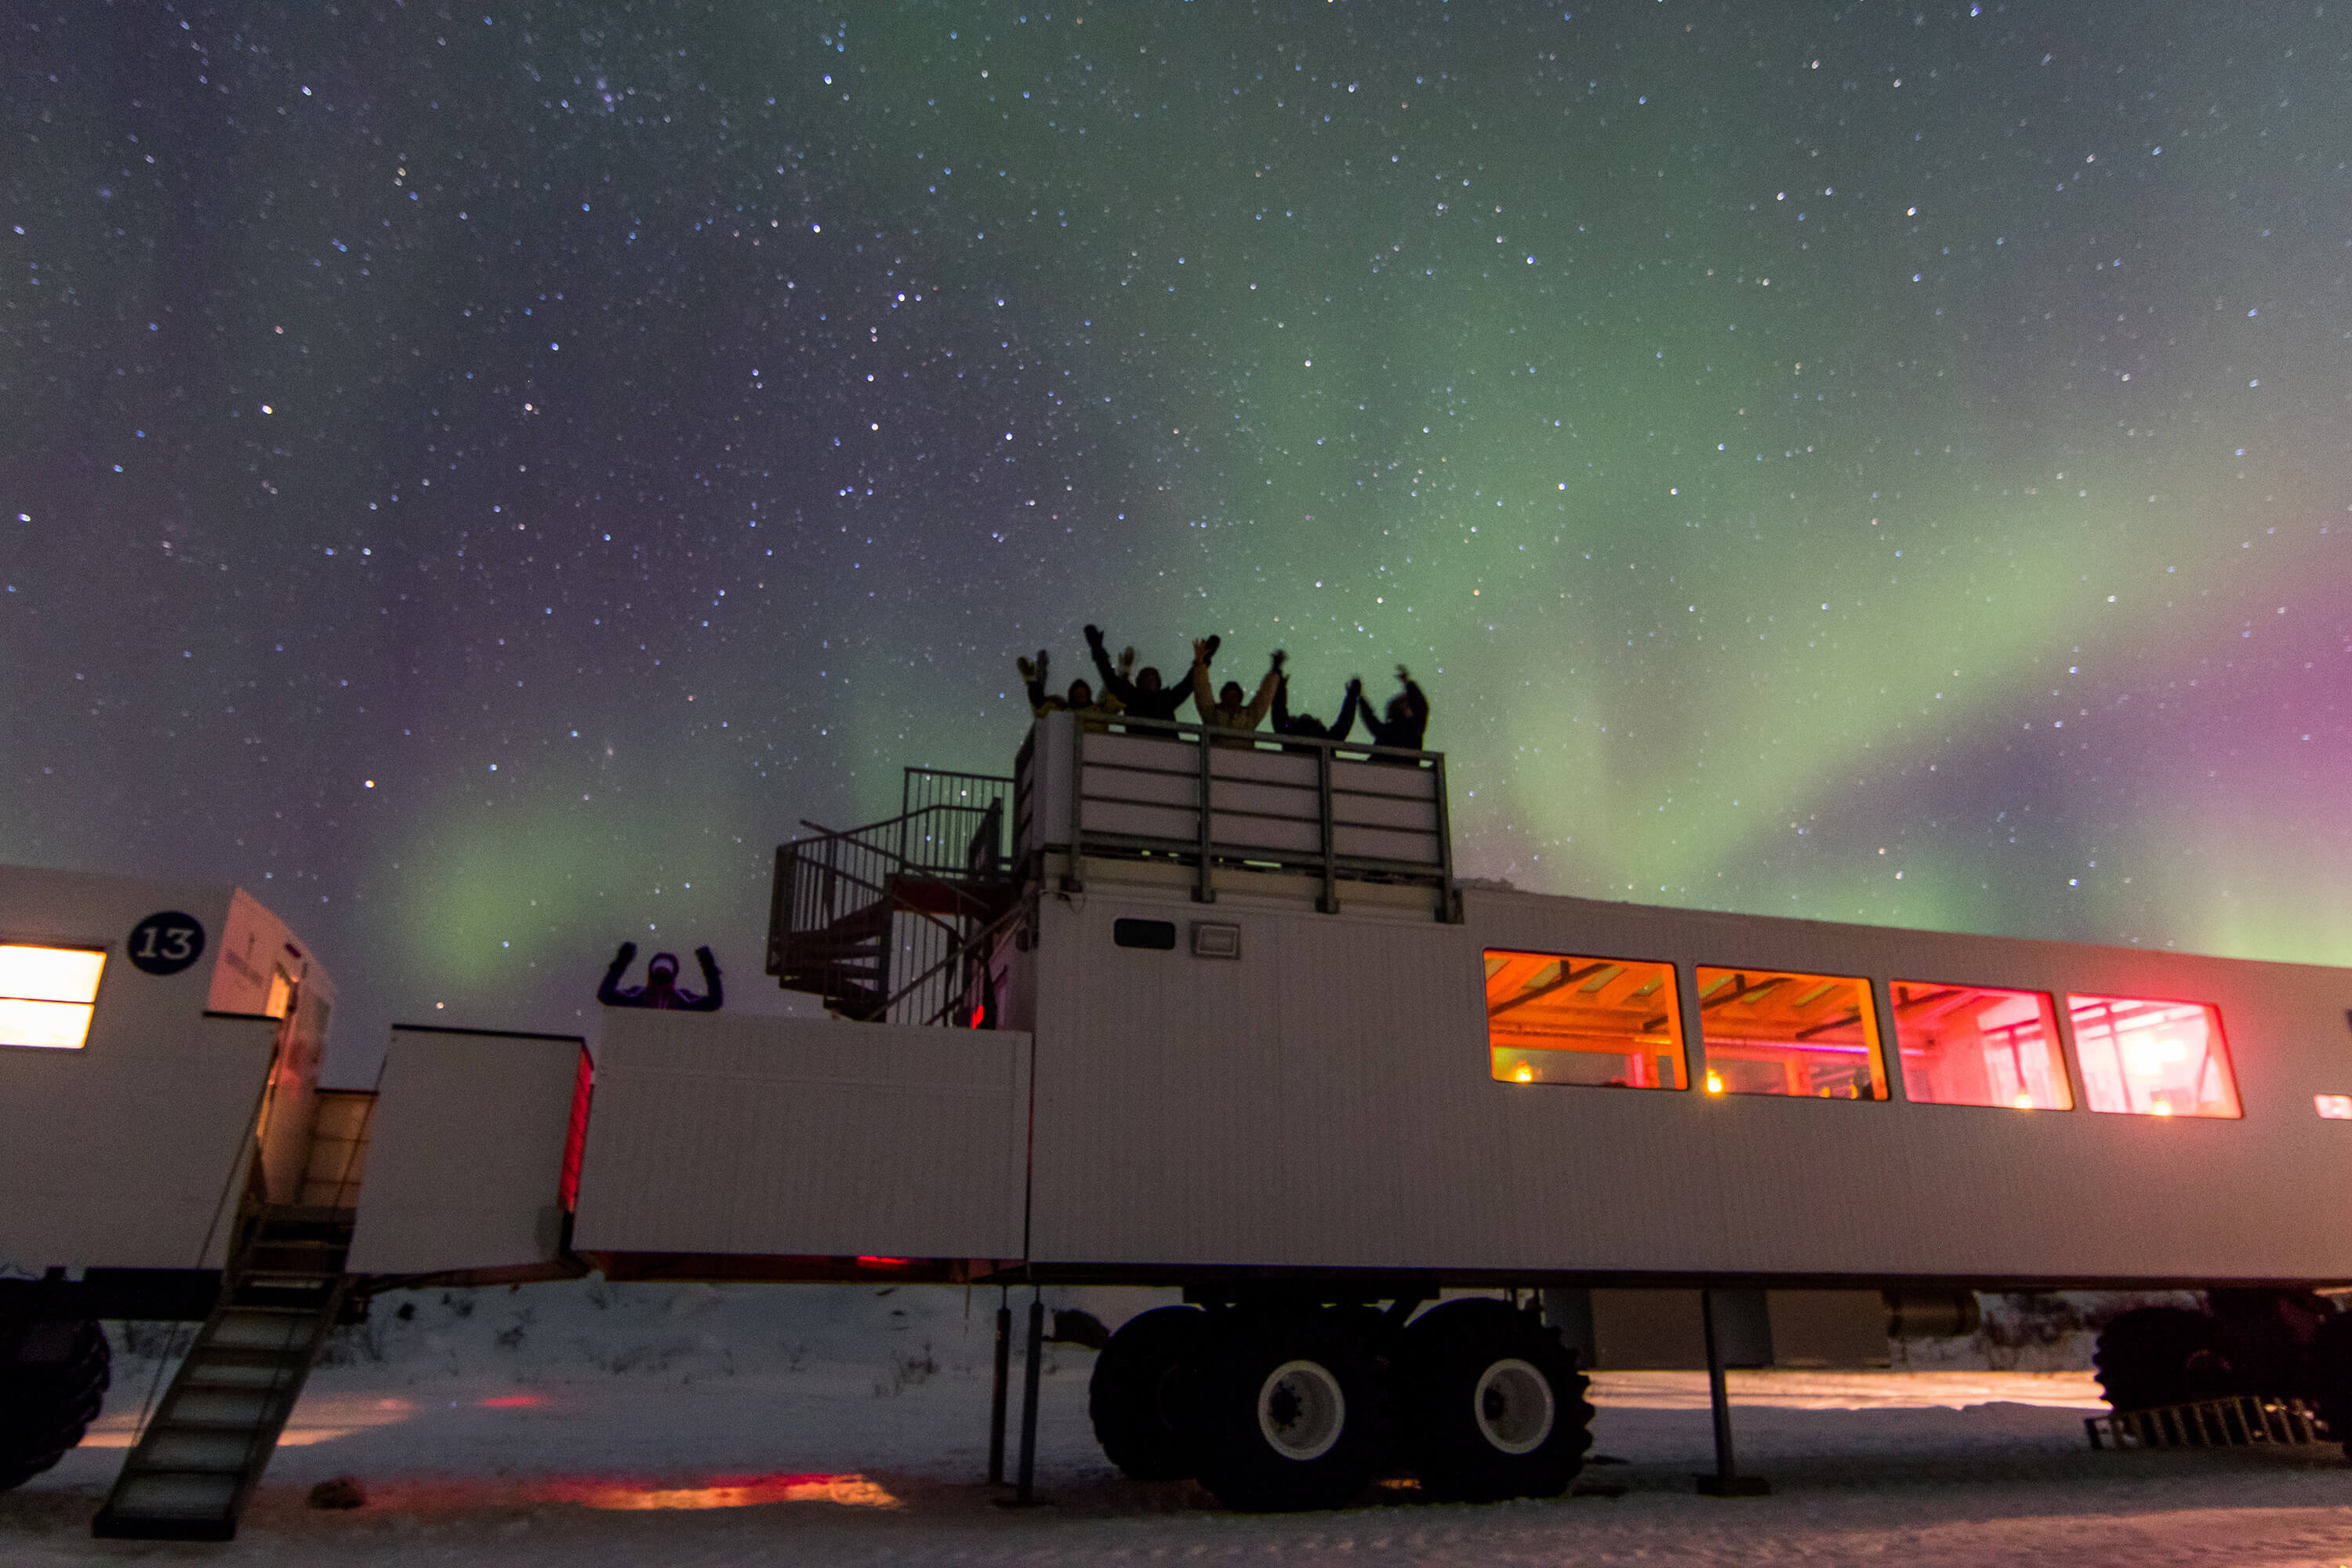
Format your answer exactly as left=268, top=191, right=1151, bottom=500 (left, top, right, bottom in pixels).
left=0, top=866, right=267, bottom=1272
left=572, top=1012, right=1029, bottom=1261
left=345, top=1028, right=583, bottom=1275
left=1022, top=885, right=2352, bottom=1284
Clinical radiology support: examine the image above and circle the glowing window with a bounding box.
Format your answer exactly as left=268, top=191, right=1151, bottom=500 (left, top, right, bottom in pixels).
left=1890, top=982, right=2071, bottom=1110
left=1485, top=949, right=1687, bottom=1089
left=0, top=945, right=107, bottom=1051
left=1695, top=965, right=1887, bottom=1099
left=2070, top=993, right=2239, bottom=1119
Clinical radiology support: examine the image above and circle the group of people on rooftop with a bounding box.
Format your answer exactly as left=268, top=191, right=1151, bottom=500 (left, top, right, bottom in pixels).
left=1016, top=625, right=1431, bottom=752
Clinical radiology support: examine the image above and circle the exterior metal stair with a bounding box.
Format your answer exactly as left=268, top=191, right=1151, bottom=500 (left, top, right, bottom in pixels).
left=768, top=769, right=1015, bottom=1024
left=91, top=1208, right=352, bottom=1541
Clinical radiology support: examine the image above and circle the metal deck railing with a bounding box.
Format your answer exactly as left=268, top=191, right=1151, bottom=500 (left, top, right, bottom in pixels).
left=768, top=767, right=1015, bottom=1026
left=1014, top=712, right=1457, bottom=919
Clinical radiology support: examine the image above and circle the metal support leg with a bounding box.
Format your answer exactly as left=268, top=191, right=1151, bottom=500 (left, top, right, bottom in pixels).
left=1694, top=1288, right=1770, bottom=1497
left=987, top=1296, right=1011, bottom=1485
left=1014, top=1294, right=1046, bottom=1505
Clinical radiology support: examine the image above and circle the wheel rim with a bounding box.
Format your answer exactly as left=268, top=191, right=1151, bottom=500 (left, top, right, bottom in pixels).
left=1256, top=1359, right=1347, bottom=1461
left=1472, top=1358, right=1556, bottom=1455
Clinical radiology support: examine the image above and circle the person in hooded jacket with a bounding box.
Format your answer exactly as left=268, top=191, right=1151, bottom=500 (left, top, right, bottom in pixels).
left=1016, top=648, right=1123, bottom=728
left=1355, top=664, right=1431, bottom=753
left=1267, top=648, right=1360, bottom=744
left=599, top=942, right=724, bottom=1011
left=1083, top=624, right=1210, bottom=723
left=1189, top=639, right=1281, bottom=736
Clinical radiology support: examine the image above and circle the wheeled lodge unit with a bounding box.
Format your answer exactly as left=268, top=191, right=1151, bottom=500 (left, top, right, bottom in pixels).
left=9, top=711, right=2352, bottom=1531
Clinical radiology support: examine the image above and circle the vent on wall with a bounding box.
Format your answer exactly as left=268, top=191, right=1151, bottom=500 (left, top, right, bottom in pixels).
left=1191, top=923, right=1241, bottom=960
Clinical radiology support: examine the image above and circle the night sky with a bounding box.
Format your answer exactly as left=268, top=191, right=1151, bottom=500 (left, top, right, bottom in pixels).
left=5, top=3, right=2347, bottom=1084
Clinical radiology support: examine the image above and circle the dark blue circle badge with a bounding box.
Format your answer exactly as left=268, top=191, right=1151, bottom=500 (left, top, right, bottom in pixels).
left=127, top=912, right=207, bottom=976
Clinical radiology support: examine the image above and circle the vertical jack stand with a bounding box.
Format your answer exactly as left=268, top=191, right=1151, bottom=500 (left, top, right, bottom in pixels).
left=986, top=1293, right=1011, bottom=1486
left=1694, top=1288, right=1771, bottom=1497
left=998, top=1292, right=1047, bottom=1508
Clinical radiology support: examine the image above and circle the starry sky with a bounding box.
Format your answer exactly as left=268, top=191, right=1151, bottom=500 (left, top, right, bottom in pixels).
left=5, top=3, right=2347, bottom=1084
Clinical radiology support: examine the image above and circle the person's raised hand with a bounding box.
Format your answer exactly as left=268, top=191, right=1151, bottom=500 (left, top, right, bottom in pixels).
left=1083, top=623, right=1105, bottom=648
left=1396, top=663, right=1411, bottom=683
left=1203, top=633, right=1222, bottom=660
left=1016, top=655, right=1037, bottom=681
left=1270, top=648, right=1288, bottom=672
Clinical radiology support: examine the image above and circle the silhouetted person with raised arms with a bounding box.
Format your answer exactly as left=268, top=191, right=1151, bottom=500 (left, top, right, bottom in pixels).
left=1356, top=664, right=1431, bottom=753
left=1084, top=624, right=1209, bottom=722
left=1191, top=639, right=1281, bottom=735
left=599, top=942, right=723, bottom=1011
left=1268, top=649, right=1360, bottom=742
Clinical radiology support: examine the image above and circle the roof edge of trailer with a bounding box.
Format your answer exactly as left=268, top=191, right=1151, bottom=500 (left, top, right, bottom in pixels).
left=1457, top=884, right=2352, bottom=978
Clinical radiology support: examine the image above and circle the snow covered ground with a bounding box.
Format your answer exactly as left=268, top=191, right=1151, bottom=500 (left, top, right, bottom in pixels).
left=7, top=1280, right=2352, bottom=1566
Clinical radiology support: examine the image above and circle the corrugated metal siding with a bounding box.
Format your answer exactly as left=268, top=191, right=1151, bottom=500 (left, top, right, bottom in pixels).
left=1024, top=886, right=2352, bottom=1284
left=345, top=1029, right=583, bottom=1275
left=572, top=1012, right=1029, bottom=1262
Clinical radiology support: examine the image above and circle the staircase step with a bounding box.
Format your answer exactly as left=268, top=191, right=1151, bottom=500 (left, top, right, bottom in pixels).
left=159, top=1389, right=279, bottom=1426
left=136, top=1430, right=256, bottom=1472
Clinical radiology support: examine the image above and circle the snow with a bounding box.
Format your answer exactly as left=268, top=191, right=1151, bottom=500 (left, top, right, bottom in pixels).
left=6, top=1280, right=2351, bottom=1566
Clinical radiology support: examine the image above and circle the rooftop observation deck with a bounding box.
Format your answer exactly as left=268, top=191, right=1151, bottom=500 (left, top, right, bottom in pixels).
left=768, top=713, right=1456, bottom=1025
left=1014, top=710, right=1456, bottom=920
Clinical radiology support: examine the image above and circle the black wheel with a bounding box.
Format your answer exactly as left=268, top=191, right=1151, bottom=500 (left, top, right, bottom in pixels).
left=1180, top=1309, right=1388, bottom=1512
left=2303, top=1308, right=2352, bottom=1452
left=1395, top=1298, right=1593, bottom=1503
left=2208, top=1290, right=2332, bottom=1397
left=2093, top=1306, right=2223, bottom=1413
left=0, top=1319, right=111, bottom=1492
left=1089, top=1305, right=1207, bottom=1481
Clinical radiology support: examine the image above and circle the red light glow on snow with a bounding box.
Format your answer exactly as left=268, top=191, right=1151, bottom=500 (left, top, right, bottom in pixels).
left=475, top=1394, right=549, bottom=1408
left=535, top=1472, right=897, bottom=1511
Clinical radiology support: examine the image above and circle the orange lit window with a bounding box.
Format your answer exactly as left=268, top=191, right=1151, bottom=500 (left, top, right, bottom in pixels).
left=1890, top=982, right=2071, bottom=1110
left=2070, top=994, right=2239, bottom=1119
left=0, top=945, right=107, bottom=1050
left=1694, top=965, right=1886, bottom=1099
left=1485, top=949, right=1687, bottom=1089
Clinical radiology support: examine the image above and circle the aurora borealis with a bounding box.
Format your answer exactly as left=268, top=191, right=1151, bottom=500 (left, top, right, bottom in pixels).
left=5, top=4, right=2347, bottom=1082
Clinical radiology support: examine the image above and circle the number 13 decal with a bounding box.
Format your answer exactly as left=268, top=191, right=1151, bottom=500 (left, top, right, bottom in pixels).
left=127, top=912, right=207, bottom=976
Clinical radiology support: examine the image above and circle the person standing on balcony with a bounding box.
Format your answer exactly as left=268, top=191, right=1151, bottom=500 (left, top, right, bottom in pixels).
left=1355, top=665, right=1431, bottom=753
left=1017, top=648, right=1124, bottom=728
left=1268, top=649, right=1360, bottom=742
left=1083, top=624, right=1209, bottom=723
left=1189, top=639, right=1280, bottom=735
left=598, top=942, right=724, bottom=1011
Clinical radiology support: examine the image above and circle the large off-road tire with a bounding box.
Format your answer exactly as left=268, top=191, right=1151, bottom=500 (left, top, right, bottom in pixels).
left=0, top=1319, right=111, bottom=1491
left=1180, top=1309, right=1388, bottom=1512
left=2302, top=1309, right=2352, bottom=1453
left=1089, top=1305, right=1208, bottom=1481
left=1395, top=1298, right=1593, bottom=1503
left=2093, top=1306, right=2223, bottom=1413
left=2208, top=1289, right=2333, bottom=1398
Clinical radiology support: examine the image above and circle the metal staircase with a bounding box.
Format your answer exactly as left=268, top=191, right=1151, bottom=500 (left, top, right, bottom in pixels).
left=768, top=768, right=1016, bottom=1024
left=92, top=1208, right=352, bottom=1541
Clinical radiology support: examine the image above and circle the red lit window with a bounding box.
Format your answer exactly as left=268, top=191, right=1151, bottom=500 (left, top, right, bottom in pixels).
left=1890, top=982, right=2071, bottom=1110
left=1484, top=950, right=1687, bottom=1089
left=1694, top=966, right=1887, bottom=1100
left=2069, top=994, right=2239, bottom=1119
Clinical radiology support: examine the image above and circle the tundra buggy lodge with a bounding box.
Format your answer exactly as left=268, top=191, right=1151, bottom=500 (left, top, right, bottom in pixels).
left=5, top=710, right=2352, bottom=1532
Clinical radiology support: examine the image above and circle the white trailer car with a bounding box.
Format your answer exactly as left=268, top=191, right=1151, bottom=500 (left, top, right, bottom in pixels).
left=9, top=713, right=2352, bottom=1533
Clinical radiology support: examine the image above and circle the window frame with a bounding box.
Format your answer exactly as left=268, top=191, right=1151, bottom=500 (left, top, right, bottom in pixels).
left=0, top=942, right=110, bottom=1052
left=1481, top=946, right=1690, bottom=1092
left=2065, top=991, right=2242, bottom=1120
left=1886, top=977, right=2076, bottom=1112
left=1691, top=962, right=1890, bottom=1102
